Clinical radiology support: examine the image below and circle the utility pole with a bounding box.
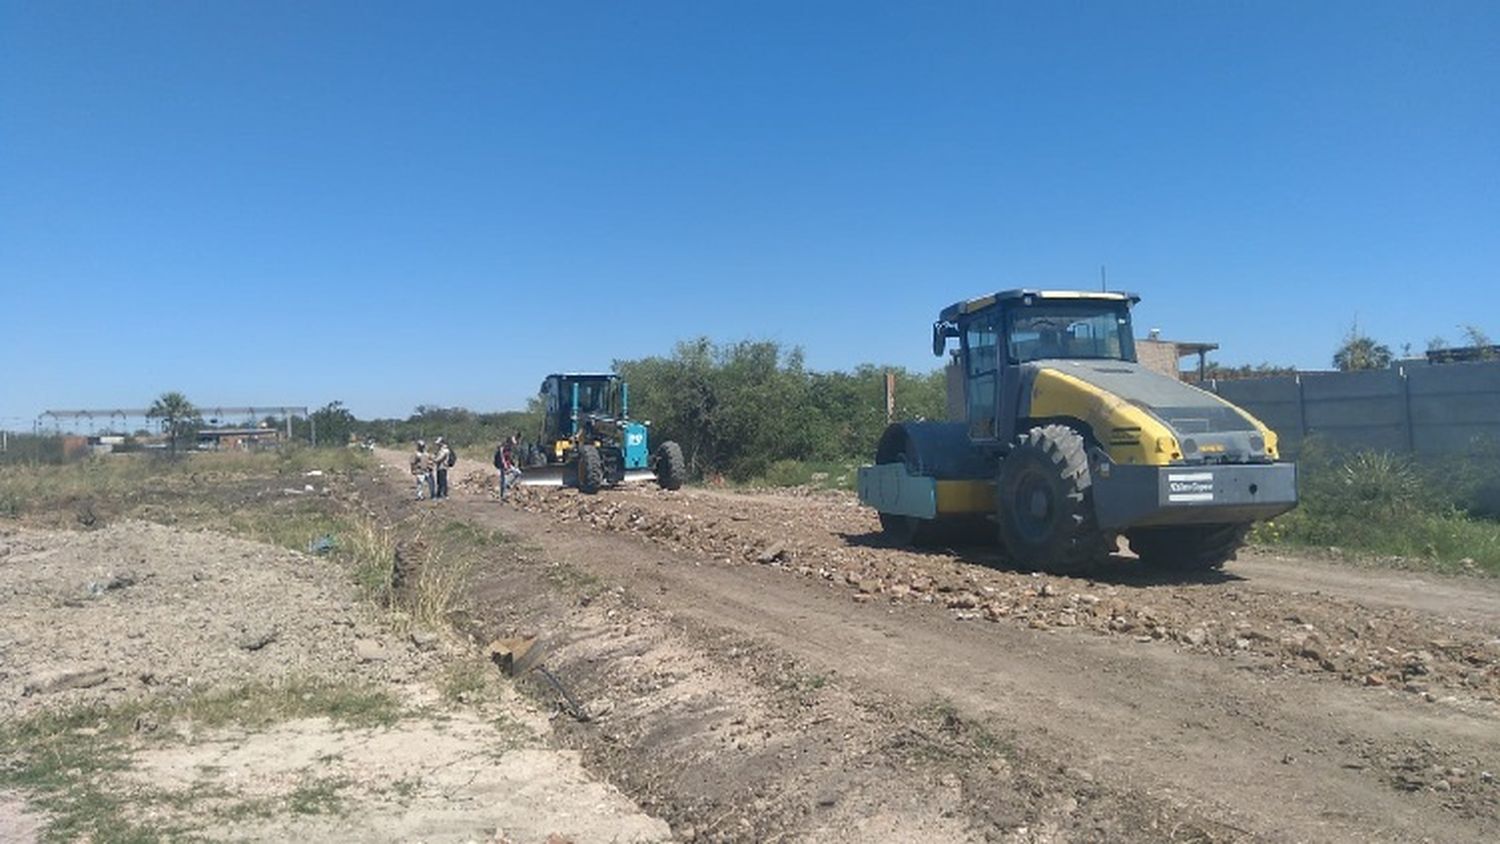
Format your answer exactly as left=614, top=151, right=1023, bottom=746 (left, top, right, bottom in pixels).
left=884, top=371, right=896, bottom=423
left=1100, top=265, right=1107, bottom=292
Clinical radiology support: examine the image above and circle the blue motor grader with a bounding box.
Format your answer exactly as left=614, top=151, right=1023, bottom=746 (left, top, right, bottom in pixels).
left=518, top=373, right=685, bottom=494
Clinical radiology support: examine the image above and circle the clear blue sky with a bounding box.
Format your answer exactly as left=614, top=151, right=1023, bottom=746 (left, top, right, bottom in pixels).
left=3, top=1, right=1496, bottom=421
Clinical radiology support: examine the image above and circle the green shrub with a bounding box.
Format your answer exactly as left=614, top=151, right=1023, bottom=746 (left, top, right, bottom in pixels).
left=1256, top=443, right=1500, bottom=574
left=1328, top=450, right=1424, bottom=518
left=756, top=459, right=859, bottom=490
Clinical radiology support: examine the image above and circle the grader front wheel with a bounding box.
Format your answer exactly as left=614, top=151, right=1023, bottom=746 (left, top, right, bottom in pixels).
left=576, top=445, right=604, bottom=494
left=655, top=441, right=686, bottom=491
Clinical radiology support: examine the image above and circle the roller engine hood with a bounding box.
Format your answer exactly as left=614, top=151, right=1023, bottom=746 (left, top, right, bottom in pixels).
left=1021, top=359, right=1276, bottom=465
left=1038, top=360, right=1259, bottom=435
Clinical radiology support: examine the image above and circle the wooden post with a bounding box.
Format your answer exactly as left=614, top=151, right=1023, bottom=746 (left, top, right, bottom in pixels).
left=885, top=371, right=896, bottom=423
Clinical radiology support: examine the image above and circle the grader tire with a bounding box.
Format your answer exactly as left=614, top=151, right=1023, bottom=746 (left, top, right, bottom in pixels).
left=526, top=444, right=550, bottom=468
left=655, top=441, right=686, bottom=491
left=1127, top=523, right=1250, bottom=572
left=995, top=424, right=1112, bottom=575
left=577, top=445, right=604, bottom=494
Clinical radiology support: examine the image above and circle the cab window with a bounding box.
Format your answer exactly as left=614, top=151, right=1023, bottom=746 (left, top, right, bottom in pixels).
left=963, top=315, right=999, bottom=439
left=1006, top=302, right=1135, bottom=363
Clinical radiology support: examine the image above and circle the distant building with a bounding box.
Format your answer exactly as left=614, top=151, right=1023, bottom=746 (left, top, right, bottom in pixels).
left=87, top=435, right=126, bottom=455
left=1136, top=337, right=1219, bottom=382
left=196, top=427, right=282, bottom=451
left=1424, top=345, right=1500, bottom=365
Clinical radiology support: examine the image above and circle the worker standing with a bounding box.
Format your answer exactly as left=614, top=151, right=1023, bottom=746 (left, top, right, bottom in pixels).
left=410, top=440, right=432, bottom=500
left=433, top=437, right=452, bottom=500
left=495, top=435, right=519, bottom=500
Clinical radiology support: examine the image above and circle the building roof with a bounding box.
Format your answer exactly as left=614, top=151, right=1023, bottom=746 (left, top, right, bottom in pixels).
left=1425, top=345, right=1500, bottom=364
left=1173, top=341, right=1220, bottom=357
left=196, top=428, right=281, bottom=438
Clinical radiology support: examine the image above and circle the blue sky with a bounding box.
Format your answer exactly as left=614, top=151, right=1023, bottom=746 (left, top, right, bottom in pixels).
left=2, top=1, right=1496, bottom=421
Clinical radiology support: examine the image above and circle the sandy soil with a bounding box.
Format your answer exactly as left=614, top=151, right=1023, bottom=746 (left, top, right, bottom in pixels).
left=0, top=515, right=668, bottom=843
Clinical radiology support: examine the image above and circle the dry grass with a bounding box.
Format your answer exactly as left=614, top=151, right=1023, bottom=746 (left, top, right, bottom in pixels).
left=343, top=514, right=399, bottom=606
left=406, top=540, right=474, bottom=631
left=0, top=448, right=494, bottom=632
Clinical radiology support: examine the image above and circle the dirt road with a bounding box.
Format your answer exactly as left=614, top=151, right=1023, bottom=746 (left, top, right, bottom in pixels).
left=389, top=454, right=1500, bottom=841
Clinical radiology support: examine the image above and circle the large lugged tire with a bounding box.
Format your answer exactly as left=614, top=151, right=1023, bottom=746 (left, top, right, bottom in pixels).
left=1127, top=523, right=1250, bottom=572
left=995, top=424, right=1112, bottom=574
left=655, top=441, right=686, bottom=491
left=526, top=444, right=549, bottom=468
left=576, top=445, right=604, bottom=494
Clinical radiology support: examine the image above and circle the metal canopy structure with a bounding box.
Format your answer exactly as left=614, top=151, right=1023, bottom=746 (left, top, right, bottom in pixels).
left=37, top=405, right=315, bottom=444
left=1172, top=342, right=1221, bottom=382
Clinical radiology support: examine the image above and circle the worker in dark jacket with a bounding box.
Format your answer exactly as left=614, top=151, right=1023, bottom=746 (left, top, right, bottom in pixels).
left=495, top=435, right=521, bottom=500
left=432, top=437, right=452, bottom=500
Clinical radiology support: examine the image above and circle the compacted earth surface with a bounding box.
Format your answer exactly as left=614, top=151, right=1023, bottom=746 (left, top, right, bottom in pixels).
left=421, top=449, right=1499, bottom=843
left=6, top=449, right=1499, bottom=842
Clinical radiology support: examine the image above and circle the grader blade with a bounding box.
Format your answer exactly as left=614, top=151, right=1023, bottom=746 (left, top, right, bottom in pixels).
left=515, top=465, right=569, bottom=488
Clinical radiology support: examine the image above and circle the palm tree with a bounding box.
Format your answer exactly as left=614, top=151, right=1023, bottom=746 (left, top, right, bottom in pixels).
left=148, top=392, right=201, bottom=456
left=1332, top=332, right=1393, bottom=371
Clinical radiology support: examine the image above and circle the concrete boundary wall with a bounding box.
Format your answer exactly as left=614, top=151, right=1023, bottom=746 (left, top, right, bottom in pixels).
left=1210, top=360, right=1500, bottom=457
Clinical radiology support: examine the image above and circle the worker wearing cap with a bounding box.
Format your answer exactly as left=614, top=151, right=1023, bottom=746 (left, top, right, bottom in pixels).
left=410, top=440, right=433, bottom=500
left=432, top=437, right=452, bottom=500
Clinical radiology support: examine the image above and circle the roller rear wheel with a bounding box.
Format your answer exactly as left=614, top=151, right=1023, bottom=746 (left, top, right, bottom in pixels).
left=995, top=424, right=1112, bottom=575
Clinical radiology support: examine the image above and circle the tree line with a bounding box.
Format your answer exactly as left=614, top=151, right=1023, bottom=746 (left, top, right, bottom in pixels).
left=614, top=338, right=946, bottom=481
left=21, top=318, right=1490, bottom=475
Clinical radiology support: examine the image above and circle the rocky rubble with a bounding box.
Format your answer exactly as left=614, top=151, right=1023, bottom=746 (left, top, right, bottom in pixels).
left=502, top=485, right=1500, bottom=706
